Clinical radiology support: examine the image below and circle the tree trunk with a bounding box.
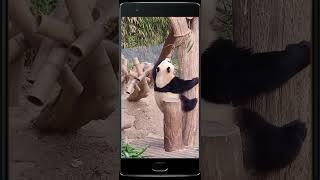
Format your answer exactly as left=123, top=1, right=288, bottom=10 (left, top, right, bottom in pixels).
left=170, top=17, right=199, bottom=146
left=233, top=0, right=312, bottom=179
left=163, top=101, right=183, bottom=152
left=200, top=0, right=217, bottom=53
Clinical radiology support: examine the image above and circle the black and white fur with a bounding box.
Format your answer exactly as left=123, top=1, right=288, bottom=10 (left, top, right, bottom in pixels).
left=153, top=58, right=199, bottom=112
left=201, top=38, right=311, bottom=105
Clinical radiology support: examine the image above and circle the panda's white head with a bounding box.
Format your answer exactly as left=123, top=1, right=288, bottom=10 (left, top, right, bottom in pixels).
left=155, top=58, right=175, bottom=88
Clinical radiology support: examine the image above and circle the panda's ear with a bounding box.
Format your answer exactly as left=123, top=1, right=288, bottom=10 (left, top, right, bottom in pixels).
left=167, top=67, right=170, bottom=73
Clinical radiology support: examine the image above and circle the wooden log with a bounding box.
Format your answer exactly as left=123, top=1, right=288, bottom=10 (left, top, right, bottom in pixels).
left=36, top=15, right=76, bottom=44
left=32, top=44, right=117, bottom=131
left=8, top=0, right=42, bottom=48
left=168, top=18, right=192, bottom=37
left=87, top=44, right=118, bottom=95
left=32, top=0, right=118, bottom=131
left=27, top=45, right=68, bottom=106
left=65, top=0, right=92, bottom=34
left=9, top=33, right=26, bottom=63
left=9, top=21, right=20, bottom=39
left=171, top=17, right=199, bottom=146
left=70, top=22, right=107, bottom=60
left=132, top=58, right=150, bottom=94
left=125, top=58, right=151, bottom=101
left=8, top=0, right=36, bottom=34
left=27, top=38, right=55, bottom=83
left=102, top=39, right=119, bottom=74
left=200, top=0, right=217, bottom=53
left=158, top=30, right=176, bottom=62
left=58, top=64, right=84, bottom=96
left=200, top=101, right=247, bottom=179
left=8, top=56, right=24, bottom=107
left=201, top=134, right=247, bottom=180
left=163, top=101, right=183, bottom=152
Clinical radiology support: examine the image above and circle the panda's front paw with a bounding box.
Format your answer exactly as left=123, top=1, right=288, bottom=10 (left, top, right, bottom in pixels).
left=298, top=40, right=311, bottom=49
left=192, top=77, right=199, bottom=85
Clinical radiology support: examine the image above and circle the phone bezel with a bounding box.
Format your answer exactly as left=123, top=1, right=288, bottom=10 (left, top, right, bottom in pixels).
left=119, top=2, right=200, bottom=176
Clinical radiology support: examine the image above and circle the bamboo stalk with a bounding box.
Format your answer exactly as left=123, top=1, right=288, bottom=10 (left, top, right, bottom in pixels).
left=9, top=33, right=25, bottom=63
left=27, top=38, right=55, bottom=83
left=36, top=15, right=76, bottom=44
left=27, top=45, right=68, bottom=106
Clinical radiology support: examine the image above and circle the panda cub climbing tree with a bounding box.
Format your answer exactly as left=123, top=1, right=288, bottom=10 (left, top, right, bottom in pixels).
left=153, top=58, right=199, bottom=112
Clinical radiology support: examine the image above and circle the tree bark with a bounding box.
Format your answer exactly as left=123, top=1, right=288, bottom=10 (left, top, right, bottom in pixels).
left=170, top=17, right=199, bottom=146
left=233, top=0, right=312, bottom=179
left=163, top=101, right=183, bottom=152
left=155, top=17, right=199, bottom=150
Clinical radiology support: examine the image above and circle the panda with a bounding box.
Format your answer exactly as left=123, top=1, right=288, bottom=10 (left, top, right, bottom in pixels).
left=153, top=58, right=199, bottom=112
left=201, top=38, right=311, bottom=105
left=201, top=38, right=311, bottom=174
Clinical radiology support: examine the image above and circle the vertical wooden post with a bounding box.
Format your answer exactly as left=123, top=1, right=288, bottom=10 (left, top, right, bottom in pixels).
left=169, top=17, right=199, bottom=146
left=163, top=101, right=183, bottom=152
left=233, top=0, right=311, bottom=179
left=200, top=0, right=217, bottom=53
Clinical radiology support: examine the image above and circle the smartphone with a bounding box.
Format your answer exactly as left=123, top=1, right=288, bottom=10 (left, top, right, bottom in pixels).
left=119, top=2, right=200, bottom=178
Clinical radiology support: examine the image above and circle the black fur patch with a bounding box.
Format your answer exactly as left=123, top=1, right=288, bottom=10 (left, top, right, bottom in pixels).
left=201, top=38, right=311, bottom=105
left=180, top=95, right=198, bottom=112
left=154, top=77, right=199, bottom=94
left=235, top=107, right=307, bottom=173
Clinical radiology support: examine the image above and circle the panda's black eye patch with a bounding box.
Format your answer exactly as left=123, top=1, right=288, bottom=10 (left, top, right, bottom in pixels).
left=156, top=67, right=160, bottom=72
left=167, top=67, right=170, bottom=73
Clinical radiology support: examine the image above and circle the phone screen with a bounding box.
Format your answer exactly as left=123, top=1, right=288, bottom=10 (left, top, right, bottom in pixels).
left=120, top=2, right=200, bottom=176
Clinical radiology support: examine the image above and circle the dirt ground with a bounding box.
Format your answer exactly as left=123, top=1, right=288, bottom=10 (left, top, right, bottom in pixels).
left=121, top=89, right=200, bottom=158
left=9, top=71, right=120, bottom=180
left=121, top=90, right=164, bottom=142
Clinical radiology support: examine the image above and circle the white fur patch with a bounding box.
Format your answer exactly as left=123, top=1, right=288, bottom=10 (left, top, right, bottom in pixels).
left=154, top=91, right=180, bottom=112
left=155, top=58, right=175, bottom=88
